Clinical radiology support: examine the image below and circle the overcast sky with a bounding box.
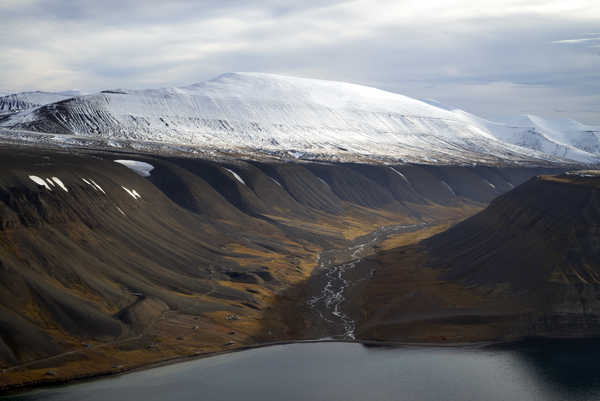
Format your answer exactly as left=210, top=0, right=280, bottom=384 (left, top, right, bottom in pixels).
left=1, top=0, right=599, bottom=123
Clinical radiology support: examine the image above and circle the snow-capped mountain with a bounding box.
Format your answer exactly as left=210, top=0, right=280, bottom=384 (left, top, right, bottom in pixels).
left=452, top=110, right=600, bottom=164
left=0, top=91, right=79, bottom=116
left=0, top=73, right=597, bottom=165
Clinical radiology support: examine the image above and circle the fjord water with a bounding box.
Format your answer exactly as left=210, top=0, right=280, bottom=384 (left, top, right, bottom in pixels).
left=8, top=340, right=600, bottom=401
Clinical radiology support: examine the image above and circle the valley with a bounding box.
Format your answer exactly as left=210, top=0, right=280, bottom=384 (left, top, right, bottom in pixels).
left=0, top=142, right=562, bottom=391
left=3, top=0, right=600, bottom=398
left=1, top=73, right=598, bottom=395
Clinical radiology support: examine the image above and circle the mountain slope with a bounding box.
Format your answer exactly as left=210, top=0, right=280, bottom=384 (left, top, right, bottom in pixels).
left=425, top=172, right=600, bottom=288
left=0, top=92, right=77, bottom=116
left=0, top=73, right=594, bottom=165
left=351, top=172, right=600, bottom=342
left=454, top=110, right=600, bottom=164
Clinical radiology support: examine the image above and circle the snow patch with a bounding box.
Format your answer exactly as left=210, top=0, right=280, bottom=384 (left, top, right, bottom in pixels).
left=270, top=177, right=282, bottom=187
left=483, top=179, right=496, bottom=189
left=81, top=178, right=95, bottom=190
left=29, top=175, right=52, bottom=191
left=114, top=159, right=154, bottom=177
left=116, top=206, right=126, bottom=216
left=82, top=178, right=106, bottom=194
left=440, top=180, right=456, bottom=196
left=224, top=168, right=246, bottom=185
left=51, top=177, right=68, bottom=192
left=122, top=186, right=141, bottom=200
left=90, top=179, right=105, bottom=194
left=389, top=167, right=410, bottom=184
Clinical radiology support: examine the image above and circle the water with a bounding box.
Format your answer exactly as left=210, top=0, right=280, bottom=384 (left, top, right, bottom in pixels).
left=6, top=339, right=600, bottom=401
left=306, top=223, right=431, bottom=340
left=307, top=261, right=357, bottom=339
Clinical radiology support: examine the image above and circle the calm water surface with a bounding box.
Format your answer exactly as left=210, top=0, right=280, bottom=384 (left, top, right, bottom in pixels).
left=6, top=340, right=600, bottom=401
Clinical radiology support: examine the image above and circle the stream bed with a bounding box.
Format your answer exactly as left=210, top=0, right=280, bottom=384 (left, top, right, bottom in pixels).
left=307, top=223, right=429, bottom=339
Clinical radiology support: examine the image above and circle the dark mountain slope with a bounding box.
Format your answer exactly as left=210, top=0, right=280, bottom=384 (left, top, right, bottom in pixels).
left=352, top=172, right=600, bottom=343
left=426, top=174, right=600, bottom=288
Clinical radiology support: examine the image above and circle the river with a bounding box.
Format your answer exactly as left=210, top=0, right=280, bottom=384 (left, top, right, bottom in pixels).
left=307, top=222, right=430, bottom=339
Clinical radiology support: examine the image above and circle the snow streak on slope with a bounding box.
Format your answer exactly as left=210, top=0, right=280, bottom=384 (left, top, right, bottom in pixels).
left=0, top=73, right=597, bottom=165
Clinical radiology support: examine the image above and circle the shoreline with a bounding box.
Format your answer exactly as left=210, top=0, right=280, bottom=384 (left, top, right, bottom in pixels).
left=4, top=334, right=598, bottom=396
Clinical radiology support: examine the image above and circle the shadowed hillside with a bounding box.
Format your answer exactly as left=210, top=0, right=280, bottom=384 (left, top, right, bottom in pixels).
left=352, top=172, right=600, bottom=343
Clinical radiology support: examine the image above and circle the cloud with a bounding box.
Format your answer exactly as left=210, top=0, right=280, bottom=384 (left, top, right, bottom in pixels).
left=0, top=0, right=599, bottom=124
left=552, top=37, right=600, bottom=43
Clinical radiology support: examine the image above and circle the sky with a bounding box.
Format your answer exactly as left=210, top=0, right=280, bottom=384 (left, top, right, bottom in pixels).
left=1, top=0, right=599, bottom=124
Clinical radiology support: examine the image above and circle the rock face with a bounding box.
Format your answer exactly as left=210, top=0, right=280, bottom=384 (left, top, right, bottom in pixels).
left=352, top=172, right=600, bottom=342
left=1, top=73, right=598, bottom=164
